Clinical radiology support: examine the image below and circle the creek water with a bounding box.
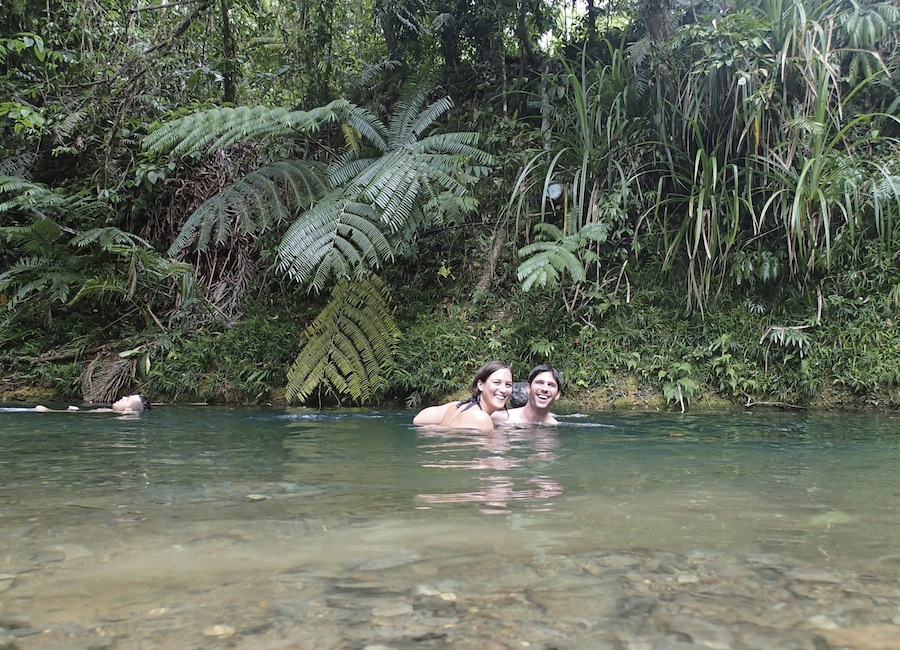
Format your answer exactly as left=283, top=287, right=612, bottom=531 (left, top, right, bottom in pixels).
left=1, top=406, right=899, bottom=649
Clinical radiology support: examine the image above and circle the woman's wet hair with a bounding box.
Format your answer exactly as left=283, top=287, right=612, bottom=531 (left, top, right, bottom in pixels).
left=138, top=395, right=151, bottom=411
left=527, top=364, right=563, bottom=394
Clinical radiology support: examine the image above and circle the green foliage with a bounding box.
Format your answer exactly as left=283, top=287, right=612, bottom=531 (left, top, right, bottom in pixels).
left=286, top=273, right=400, bottom=404
left=166, top=160, right=330, bottom=256
left=0, top=215, right=198, bottom=338
left=659, top=362, right=698, bottom=412
left=2, top=0, right=899, bottom=412
left=391, top=304, right=512, bottom=408
left=146, top=302, right=306, bottom=402
left=277, top=193, right=394, bottom=292
left=148, top=78, right=492, bottom=404
left=0, top=176, right=67, bottom=216
left=142, top=102, right=355, bottom=158
left=642, top=0, right=900, bottom=313
left=516, top=221, right=607, bottom=291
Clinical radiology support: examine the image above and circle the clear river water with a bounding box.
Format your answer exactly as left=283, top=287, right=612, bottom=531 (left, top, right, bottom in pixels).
left=1, top=406, right=899, bottom=649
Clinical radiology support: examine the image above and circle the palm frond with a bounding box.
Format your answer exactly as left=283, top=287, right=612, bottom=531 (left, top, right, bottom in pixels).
left=415, top=131, right=493, bottom=161
left=354, top=59, right=403, bottom=90
left=285, top=273, right=400, bottom=404
left=344, top=104, right=389, bottom=152
left=53, top=109, right=87, bottom=143
left=406, top=96, right=454, bottom=143
left=388, top=80, right=440, bottom=145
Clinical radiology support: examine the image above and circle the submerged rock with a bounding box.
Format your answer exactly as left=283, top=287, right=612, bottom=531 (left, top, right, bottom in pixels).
left=809, top=511, right=852, bottom=526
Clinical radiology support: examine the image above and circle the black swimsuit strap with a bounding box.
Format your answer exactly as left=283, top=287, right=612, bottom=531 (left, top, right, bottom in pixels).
left=456, top=395, right=482, bottom=412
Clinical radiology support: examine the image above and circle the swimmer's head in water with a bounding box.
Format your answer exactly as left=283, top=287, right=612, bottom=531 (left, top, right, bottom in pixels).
left=112, top=394, right=150, bottom=412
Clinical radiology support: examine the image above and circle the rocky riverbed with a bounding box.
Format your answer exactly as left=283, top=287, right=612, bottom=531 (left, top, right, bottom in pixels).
left=2, top=517, right=900, bottom=650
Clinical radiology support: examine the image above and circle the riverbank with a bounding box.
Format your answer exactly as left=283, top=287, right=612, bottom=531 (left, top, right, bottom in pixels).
left=2, top=276, right=898, bottom=411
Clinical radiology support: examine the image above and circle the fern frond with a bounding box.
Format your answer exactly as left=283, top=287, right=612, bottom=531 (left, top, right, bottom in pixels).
left=344, top=104, right=389, bottom=152
left=389, top=81, right=435, bottom=145
left=0, top=176, right=66, bottom=214
left=71, top=227, right=151, bottom=249
left=416, top=132, right=493, bottom=163
left=516, top=223, right=588, bottom=291
left=0, top=153, right=36, bottom=176
left=285, top=273, right=400, bottom=404
left=142, top=100, right=353, bottom=156
left=167, top=159, right=327, bottom=255
left=0, top=256, right=84, bottom=305
left=53, top=109, right=87, bottom=143
left=277, top=195, right=393, bottom=291
left=70, top=274, right=128, bottom=303
left=406, top=96, right=454, bottom=142
left=0, top=218, right=64, bottom=255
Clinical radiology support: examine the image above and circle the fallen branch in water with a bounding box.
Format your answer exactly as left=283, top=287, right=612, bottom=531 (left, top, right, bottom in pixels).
left=743, top=394, right=807, bottom=410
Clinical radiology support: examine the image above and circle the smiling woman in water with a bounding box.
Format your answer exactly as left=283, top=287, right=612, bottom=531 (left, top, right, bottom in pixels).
left=413, top=360, right=513, bottom=431
left=32, top=394, right=151, bottom=413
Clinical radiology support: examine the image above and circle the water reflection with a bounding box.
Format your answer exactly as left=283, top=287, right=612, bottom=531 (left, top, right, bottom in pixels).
left=416, top=427, right=564, bottom=514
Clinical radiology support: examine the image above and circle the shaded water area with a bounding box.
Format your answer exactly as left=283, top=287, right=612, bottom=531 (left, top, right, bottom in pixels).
left=1, top=407, right=900, bottom=649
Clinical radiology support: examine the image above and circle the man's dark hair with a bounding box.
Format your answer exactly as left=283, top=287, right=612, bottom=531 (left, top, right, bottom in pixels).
left=139, top=395, right=151, bottom=411
left=527, top=364, right=563, bottom=394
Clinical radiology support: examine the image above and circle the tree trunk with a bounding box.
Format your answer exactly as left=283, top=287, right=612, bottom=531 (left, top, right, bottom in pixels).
left=476, top=226, right=507, bottom=293
left=643, top=0, right=669, bottom=43
left=377, top=0, right=401, bottom=61
left=220, top=0, right=236, bottom=103
left=439, top=16, right=459, bottom=70
left=585, top=0, right=597, bottom=43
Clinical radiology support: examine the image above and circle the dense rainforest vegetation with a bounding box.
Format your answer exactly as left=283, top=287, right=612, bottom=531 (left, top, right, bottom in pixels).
left=1, top=0, right=898, bottom=411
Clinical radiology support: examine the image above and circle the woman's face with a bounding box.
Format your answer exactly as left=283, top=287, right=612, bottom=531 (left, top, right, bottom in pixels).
left=477, top=368, right=513, bottom=412
left=112, top=395, right=144, bottom=413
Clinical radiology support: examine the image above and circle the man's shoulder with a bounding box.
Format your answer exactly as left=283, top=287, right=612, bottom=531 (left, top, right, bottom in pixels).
left=491, top=406, right=528, bottom=424
left=497, top=407, right=559, bottom=426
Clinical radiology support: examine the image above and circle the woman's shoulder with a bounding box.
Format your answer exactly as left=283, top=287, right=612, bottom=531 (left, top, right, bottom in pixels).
left=413, top=402, right=454, bottom=426
left=444, top=405, right=494, bottom=430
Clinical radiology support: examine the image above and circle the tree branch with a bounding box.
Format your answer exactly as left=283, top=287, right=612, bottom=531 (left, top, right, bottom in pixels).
left=127, top=0, right=207, bottom=14
left=144, top=0, right=215, bottom=55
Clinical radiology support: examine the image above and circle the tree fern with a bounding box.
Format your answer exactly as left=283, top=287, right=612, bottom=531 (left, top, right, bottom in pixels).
left=143, top=101, right=354, bottom=156
left=148, top=78, right=491, bottom=404
left=277, top=193, right=394, bottom=291
left=166, top=160, right=329, bottom=255
left=285, top=273, right=400, bottom=404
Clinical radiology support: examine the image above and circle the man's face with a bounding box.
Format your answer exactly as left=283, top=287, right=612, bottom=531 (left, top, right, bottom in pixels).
left=528, top=371, right=560, bottom=410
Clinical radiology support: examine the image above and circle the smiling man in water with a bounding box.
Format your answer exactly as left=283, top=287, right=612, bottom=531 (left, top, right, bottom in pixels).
left=492, top=364, right=562, bottom=426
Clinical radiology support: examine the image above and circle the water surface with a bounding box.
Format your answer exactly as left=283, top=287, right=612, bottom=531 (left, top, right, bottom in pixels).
left=1, top=407, right=899, bottom=648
